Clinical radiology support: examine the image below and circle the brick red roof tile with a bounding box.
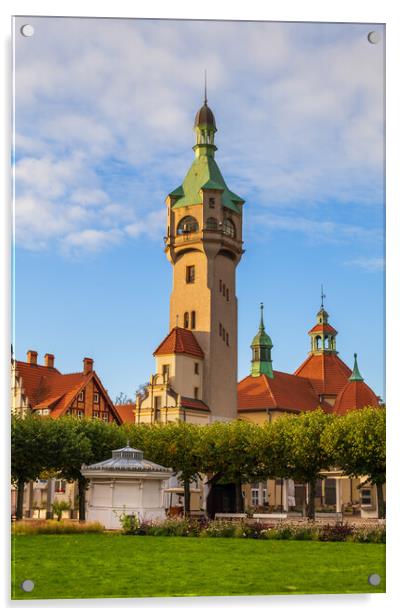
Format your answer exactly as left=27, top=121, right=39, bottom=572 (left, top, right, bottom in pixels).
left=15, top=360, right=121, bottom=423
left=115, top=403, right=136, bottom=424
left=333, top=380, right=379, bottom=415
left=153, top=327, right=204, bottom=359
left=238, top=371, right=331, bottom=413
left=294, top=353, right=352, bottom=395
left=180, top=397, right=210, bottom=411
left=308, top=323, right=338, bottom=335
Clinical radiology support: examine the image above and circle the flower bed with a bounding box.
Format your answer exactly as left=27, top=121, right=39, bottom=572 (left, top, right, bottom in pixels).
left=119, top=515, right=385, bottom=543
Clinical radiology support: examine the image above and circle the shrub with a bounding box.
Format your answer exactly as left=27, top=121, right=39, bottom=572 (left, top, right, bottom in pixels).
left=52, top=500, right=71, bottom=521
left=318, top=522, right=354, bottom=542
left=348, top=525, right=386, bottom=544
left=12, top=520, right=104, bottom=535
left=118, top=512, right=140, bottom=535
left=200, top=520, right=239, bottom=538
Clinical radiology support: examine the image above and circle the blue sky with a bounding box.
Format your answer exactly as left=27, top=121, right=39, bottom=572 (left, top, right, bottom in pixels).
left=13, top=17, right=385, bottom=400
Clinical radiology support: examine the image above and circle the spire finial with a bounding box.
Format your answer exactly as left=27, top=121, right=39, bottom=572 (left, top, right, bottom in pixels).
left=349, top=353, right=364, bottom=382
left=259, top=302, right=265, bottom=331
left=320, top=284, right=326, bottom=309
left=204, top=69, right=207, bottom=104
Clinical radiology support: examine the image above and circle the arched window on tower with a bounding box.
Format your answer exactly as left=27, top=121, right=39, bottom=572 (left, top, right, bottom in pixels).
left=206, top=217, right=218, bottom=231
left=184, top=312, right=189, bottom=329
left=222, top=218, right=236, bottom=239
left=177, top=216, right=199, bottom=235
left=315, top=336, right=322, bottom=350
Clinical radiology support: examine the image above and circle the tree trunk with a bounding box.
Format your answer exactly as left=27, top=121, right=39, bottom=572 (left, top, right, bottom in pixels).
left=183, top=477, right=191, bottom=517
left=307, top=479, right=316, bottom=520
left=15, top=478, right=25, bottom=520
left=235, top=478, right=244, bottom=513
left=376, top=483, right=386, bottom=519
left=78, top=476, right=87, bottom=521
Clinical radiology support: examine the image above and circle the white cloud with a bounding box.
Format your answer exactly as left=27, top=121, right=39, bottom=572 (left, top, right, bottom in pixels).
left=13, top=17, right=384, bottom=257
left=62, top=228, right=123, bottom=256
left=343, top=257, right=385, bottom=272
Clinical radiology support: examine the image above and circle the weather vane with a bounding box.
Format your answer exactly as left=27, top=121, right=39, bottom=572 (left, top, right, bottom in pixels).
left=320, top=284, right=326, bottom=309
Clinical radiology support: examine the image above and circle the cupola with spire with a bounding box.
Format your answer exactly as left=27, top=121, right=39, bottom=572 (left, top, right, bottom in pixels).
left=333, top=353, right=379, bottom=414
left=193, top=76, right=217, bottom=155
left=251, top=303, right=274, bottom=378
left=308, top=286, right=338, bottom=354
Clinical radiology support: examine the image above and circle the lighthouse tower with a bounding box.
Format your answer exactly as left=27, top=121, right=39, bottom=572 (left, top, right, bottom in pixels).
left=164, top=95, right=245, bottom=420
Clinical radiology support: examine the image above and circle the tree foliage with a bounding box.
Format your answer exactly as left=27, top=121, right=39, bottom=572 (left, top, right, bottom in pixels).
left=322, top=406, right=386, bottom=517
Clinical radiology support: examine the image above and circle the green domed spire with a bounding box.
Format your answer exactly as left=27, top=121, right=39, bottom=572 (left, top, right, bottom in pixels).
left=251, top=303, right=274, bottom=378
left=349, top=353, right=364, bottom=382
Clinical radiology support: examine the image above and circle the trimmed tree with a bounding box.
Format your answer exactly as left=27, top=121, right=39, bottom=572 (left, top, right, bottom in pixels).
left=269, top=410, right=334, bottom=520
left=200, top=420, right=264, bottom=513
left=11, top=415, right=52, bottom=519
left=322, top=406, right=386, bottom=518
left=125, top=422, right=203, bottom=516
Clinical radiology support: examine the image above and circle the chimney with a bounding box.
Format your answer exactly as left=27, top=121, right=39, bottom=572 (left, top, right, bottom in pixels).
left=44, top=353, right=55, bottom=368
left=26, top=350, right=38, bottom=365
left=83, top=357, right=93, bottom=375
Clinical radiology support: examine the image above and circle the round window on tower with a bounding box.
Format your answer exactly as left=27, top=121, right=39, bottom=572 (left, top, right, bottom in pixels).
left=177, top=216, right=199, bottom=235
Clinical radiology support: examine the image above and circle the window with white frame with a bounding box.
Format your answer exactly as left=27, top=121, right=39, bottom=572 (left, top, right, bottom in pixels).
left=55, top=479, right=66, bottom=493
left=78, top=391, right=84, bottom=402
left=102, top=412, right=108, bottom=422
left=92, top=411, right=99, bottom=419
left=93, top=392, right=99, bottom=403
left=251, top=489, right=259, bottom=507
left=77, top=410, right=84, bottom=419
left=361, top=489, right=372, bottom=506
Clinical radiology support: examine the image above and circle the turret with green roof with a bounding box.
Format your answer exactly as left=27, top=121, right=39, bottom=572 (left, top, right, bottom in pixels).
left=168, top=91, right=244, bottom=213
left=349, top=353, right=364, bottom=382
left=251, top=303, right=274, bottom=378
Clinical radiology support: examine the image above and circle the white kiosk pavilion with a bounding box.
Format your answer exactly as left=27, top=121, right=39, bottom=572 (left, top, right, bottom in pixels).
left=82, top=444, right=172, bottom=529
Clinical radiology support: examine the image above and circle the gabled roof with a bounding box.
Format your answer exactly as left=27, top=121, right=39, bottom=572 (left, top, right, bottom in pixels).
left=333, top=380, right=379, bottom=415
left=15, top=360, right=121, bottom=423
left=294, top=353, right=352, bottom=396
left=153, top=327, right=204, bottom=359
left=115, top=403, right=136, bottom=424
left=238, top=371, right=331, bottom=413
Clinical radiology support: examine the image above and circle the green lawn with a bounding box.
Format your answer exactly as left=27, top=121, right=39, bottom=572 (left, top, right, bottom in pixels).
left=12, top=535, right=385, bottom=600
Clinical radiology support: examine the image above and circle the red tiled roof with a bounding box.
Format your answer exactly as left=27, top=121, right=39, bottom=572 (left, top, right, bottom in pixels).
left=294, top=353, right=352, bottom=395
left=15, top=360, right=121, bottom=423
left=115, top=403, right=136, bottom=424
left=153, top=327, right=204, bottom=358
left=308, top=323, right=338, bottom=335
left=333, top=380, right=379, bottom=415
left=238, top=371, right=331, bottom=413
left=180, top=397, right=210, bottom=412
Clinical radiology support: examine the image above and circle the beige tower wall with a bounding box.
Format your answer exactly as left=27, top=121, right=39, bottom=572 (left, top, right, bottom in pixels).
left=155, top=353, right=203, bottom=400
left=168, top=248, right=238, bottom=420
